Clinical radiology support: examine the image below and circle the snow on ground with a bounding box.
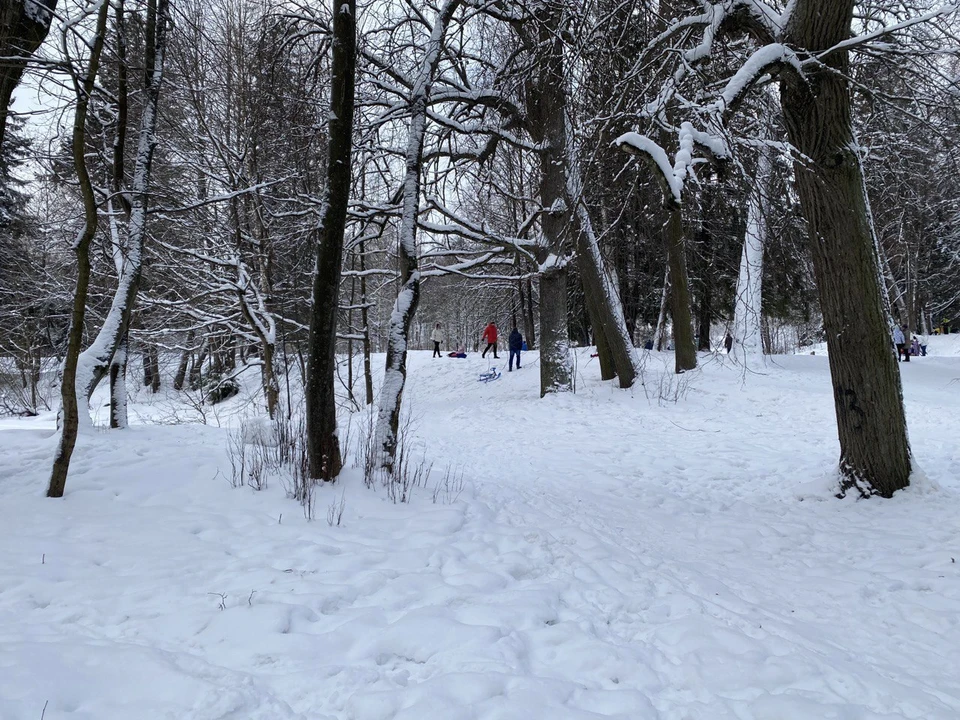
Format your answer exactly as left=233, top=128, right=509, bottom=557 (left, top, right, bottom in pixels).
left=2, top=340, right=960, bottom=719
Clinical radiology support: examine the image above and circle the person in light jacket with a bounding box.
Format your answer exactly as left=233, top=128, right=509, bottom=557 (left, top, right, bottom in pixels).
left=892, top=324, right=905, bottom=361
left=430, top=323, right=443, bottom=358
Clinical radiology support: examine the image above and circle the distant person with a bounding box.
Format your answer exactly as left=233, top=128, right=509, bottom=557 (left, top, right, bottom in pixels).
left=893, top=324, right=905, bottom=361
left=643, top=338, right=654, bottom=351
left=910, top=337, right=920, bottom=356
left=508, top=326, right=523, bottom=371
left=723, top=332, right=733, bottom=354
left=917, top=333, right=928, bottom=356
left=481, top=322, right=499, bottom=359
left=430, top=322, right=443, bottom=358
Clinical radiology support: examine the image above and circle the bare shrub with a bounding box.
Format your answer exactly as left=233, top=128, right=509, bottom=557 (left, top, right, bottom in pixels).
left=326, top=492, right=346, bottom=526
left=432, top=463, right=465, bottom=504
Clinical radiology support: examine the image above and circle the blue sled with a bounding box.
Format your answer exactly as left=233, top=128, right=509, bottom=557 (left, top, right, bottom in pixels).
left=478, top=368, right=501, bottom=383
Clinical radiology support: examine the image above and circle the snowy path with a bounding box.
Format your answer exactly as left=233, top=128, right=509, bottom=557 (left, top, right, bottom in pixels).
left=1, top=349, right=959, bottom=719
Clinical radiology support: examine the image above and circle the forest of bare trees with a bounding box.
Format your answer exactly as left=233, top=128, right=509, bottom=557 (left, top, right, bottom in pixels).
left=1, top=0, right=959, bottom=498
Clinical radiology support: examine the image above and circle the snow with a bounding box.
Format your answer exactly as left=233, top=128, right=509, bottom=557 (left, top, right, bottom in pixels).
left=3, top=344, right=960, bottom=718
left=710, top=44, right=803, bottom=115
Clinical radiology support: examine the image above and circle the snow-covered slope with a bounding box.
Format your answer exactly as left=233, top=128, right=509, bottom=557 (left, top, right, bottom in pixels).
left=1, top=350, right=959, bottom=719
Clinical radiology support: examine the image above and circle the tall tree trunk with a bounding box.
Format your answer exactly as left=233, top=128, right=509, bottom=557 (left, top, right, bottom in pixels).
left=375, top=0, right=460, bottom=472
left=664, top=208, right=697, bottom=372
left=48, top=0, right=110, bottom=498
left=522, top=4, right=573, bottom=396
left=732, top=141, right=773, bottom=365
left=568, top=153, right=641, bottom=387
left=75, top=0, right=170, bottom=408
left=305, top=0, right=356, bottom=480
left=781, top=0, right=911, bottom=497
left=0, top=0, right=56, bottom=147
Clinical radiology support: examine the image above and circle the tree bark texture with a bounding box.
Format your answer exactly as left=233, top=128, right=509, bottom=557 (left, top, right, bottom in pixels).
left=781, top=0, right=911, bottom=497
left=374, top=0, right=460, bottom=472
left=522, top=4, right=573, bottom=396
left=48, top=0, right=110, bottom=498
left=305, top=0, right=356, bottom=480
left=0, top=0, right=56, bottom=147
left=663, top=208, right=697, bottom=373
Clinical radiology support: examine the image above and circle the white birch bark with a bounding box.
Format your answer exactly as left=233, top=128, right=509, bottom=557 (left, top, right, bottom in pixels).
left=74, top=0, right=169, bottom=426
left=375, top=0, right=461, bottom=471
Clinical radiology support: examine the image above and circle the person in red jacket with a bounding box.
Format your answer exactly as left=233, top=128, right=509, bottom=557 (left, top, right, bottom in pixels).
left=481, top=322, right=499, bottom=359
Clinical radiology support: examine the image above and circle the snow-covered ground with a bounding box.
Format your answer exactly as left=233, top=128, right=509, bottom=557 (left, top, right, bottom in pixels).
left=2, top=340, right=960, bottom=719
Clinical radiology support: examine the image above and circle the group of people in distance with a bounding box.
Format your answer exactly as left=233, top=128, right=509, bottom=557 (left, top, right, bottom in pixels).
left=429, top=321, right=525, bottom=371
left=892, top=325, right=928, bottom=361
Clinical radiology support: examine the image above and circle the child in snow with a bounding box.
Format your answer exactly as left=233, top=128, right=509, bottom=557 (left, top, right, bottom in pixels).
left=481, top=322, right=499, bottom=359
left=508, top=326, right=523, bottom=371
left=917, top=333, right=928, bottom=356
left=723, top=332, right=733, bottom=354
left=430, top=322, right=443, bottom=358
left=893, top=325, right=906, bottom=361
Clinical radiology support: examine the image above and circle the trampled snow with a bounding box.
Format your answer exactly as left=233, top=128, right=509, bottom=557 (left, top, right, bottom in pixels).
left=2, top=342, right=960, bottom=719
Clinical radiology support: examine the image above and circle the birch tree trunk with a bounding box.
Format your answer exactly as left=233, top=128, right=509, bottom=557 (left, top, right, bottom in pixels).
left=375, top=0, right=460, bottom=472
left=74, top=0, right=170, bottom=412
left=48, top=0, right=110, bottom=498
left=305, top=0, right=356, bottom=480
left=732, top=141, right=773, bottom=366
left=781, top=0, right=911, bottom=497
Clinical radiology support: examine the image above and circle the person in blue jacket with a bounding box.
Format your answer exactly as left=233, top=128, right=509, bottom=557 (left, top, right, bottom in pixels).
left=508, top=326, right=523, bottom=371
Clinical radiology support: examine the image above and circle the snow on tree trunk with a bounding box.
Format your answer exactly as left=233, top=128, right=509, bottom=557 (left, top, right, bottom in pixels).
left=305, top=0, right=356, bottom=480
left=109, top=339, right=128, bottom=429
left=74, top=0, right=170, bottom=418
left=732, top=141, right=772, bottom=366
left=0, top=0, right=56, bottom=148
left=47, top=0, right=110, bottom=498
left=781, top=0, right=911, bottom=497
left=568, top=144, right=642, bottom=388
left=375, top=0, right=461, bottom=472
left=521, top=3, right=573, bottom=397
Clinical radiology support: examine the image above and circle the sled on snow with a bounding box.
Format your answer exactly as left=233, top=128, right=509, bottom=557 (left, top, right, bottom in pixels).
left=478, top=367, right=501, bottom=383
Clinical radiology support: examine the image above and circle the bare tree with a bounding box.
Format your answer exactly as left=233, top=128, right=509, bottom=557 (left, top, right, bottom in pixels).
left=305, top=0, right=356, bottom=480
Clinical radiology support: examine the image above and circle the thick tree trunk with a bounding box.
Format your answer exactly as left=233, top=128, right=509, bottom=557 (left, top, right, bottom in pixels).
left=305, top=0, right=356, bottom=480
left=48, top=0, right=110, bottom=498
left=663, top=208, right=697, bottom=372
left=781, top=0, right=911, bottom=497
left=375, top=0, right=460, bottom=472
left=538, top=266, right=572, bottom=396
left=0, top=0, right=56, bottom=147
left=569, top=158, right=641, bottom=388
left=522, top=4, right=573, bottom=396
